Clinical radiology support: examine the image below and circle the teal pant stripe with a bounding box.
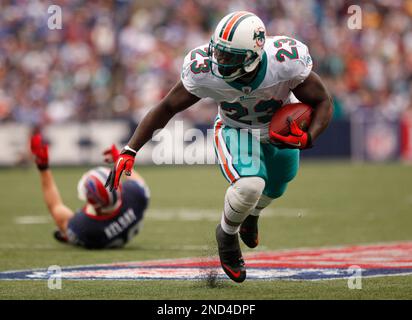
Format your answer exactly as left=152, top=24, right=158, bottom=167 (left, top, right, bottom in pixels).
left=213, top=121, right=300, bottom=199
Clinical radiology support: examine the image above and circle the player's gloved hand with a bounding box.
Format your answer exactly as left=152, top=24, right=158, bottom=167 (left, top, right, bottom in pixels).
left=102, top=144, right=120, bottom=164
left=270, top=117, right=312, bottom=150
left=30, top=133, right=49, bottom=170
left=105, top=146, right=136, bottom=191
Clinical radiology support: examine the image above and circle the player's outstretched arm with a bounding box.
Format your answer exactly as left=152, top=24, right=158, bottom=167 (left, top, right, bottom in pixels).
left=127, top=80, right=200, bottom=152
left=30, top=133, right=74, bottom=233
left=106, top=80, right=200, bottom=190
left=103, top=144, right=146, bottom=185
left=292, top=71, right=333, bottom=143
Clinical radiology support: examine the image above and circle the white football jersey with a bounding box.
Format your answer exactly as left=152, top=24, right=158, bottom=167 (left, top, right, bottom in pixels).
left=181, top=36, right=313, bottom=142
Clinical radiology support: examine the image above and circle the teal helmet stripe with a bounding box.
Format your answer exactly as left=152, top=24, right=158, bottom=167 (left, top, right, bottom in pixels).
left=219, top=13, right=236, bottom=38
left=227, top=13, right=254, bottom=41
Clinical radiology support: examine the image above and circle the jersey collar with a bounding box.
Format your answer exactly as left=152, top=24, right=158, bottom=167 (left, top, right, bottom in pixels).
left=226, top=51, right=268, bottom=93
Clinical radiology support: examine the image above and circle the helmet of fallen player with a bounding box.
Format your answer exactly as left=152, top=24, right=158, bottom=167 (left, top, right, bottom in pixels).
left=208, top=11, right=266, bottom=82
left=77, top=167, right=122, bottom=215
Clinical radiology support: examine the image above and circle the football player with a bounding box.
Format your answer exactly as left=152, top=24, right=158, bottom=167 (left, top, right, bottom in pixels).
left=106, top=11, right=333, bottom=281
left=30, top=133, right=149, bottom=249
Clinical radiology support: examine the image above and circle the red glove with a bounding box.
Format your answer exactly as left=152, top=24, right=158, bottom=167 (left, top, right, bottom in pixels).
left=270, top=118, right=312, bottom=149
left=102, top=144, right=120, bottom=163
left=105, top=148, right=136, bottom=191
left=30, top=133, right=49, bottom=170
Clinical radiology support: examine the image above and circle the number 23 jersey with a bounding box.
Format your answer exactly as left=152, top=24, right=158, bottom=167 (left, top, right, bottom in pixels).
left=181, top=36, right=313, bottom=141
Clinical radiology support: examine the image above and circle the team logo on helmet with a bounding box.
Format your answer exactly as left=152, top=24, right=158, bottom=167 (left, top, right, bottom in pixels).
left=209, top=11, right=266, bottom=81
left=253, top=28, right=265, bottom=48
left=77, top=167, right=122, bottom=215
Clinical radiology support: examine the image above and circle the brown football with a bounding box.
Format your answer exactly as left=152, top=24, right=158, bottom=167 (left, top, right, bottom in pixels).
left=269, top=103, right=313, bottom=136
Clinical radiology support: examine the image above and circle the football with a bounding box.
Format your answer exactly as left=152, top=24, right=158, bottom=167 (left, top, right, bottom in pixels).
left=269, top=103, right=314, bottom=136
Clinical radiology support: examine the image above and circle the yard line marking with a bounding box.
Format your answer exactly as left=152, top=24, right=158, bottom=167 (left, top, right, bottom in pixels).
left=145, top=208, right=309, bottom=221
left=13, top=208, right=308, bottom=225
left=0, top=244, right=55, bottom=249
left=14, top=216, right=51, bottom=225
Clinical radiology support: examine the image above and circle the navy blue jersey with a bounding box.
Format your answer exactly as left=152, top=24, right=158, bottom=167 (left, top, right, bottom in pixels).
left=66, top=180, right=149, bottom=249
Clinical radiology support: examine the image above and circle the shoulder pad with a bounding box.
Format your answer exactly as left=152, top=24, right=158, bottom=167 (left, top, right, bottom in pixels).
left=266, top=36, right=313, bottom=88
left=181, top=45, right=213, bottom=98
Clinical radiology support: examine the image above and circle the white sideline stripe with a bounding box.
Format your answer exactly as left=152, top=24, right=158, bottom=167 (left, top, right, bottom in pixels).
left=14, top=216, right=51, bottom=225
left=13, top=208, right=308, bottom=225
left=405, top=195, right=412, bottom=204
left=138, top=244, right=211, bottom=251
left=0, top=244, right=209, bottom=250
left=145, top=208, right=309, bottom=221
left=0, top=244, right=55, bottom=249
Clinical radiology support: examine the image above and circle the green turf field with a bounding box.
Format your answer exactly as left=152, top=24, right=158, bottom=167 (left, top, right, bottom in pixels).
left=1, top=161, right=412, bottom=299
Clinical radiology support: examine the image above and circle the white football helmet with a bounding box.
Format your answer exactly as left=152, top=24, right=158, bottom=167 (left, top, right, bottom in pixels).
left=77, top=166, right=122, bottom=215
left=208, top=11, right=266, bottom=82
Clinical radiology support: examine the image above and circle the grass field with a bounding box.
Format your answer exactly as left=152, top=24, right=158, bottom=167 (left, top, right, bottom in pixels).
left=1, top=161, right=412, bottom=299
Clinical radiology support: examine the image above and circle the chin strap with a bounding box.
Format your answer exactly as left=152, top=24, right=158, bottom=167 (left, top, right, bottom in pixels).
left=223, top=69, right=246, bottom=82
left=244, top=53, right=260, bottom=73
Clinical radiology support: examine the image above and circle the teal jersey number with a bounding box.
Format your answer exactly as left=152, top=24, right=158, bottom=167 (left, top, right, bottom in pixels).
left=221, top=99, right=282, bottom=125
left=254, top=99, right=283, bottom=123
left=274, top=38, right=299, bottom=62
left=221, top=102, right=250, bottom=125
left=190, top=47, right=210, bottom=74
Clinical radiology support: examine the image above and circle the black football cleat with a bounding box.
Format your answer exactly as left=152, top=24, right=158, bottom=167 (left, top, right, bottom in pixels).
left=53, top=230, right=68, bottom=244
left=239, top=215, right=259, bottom=248
left=215, top=224, right=246, bottom=283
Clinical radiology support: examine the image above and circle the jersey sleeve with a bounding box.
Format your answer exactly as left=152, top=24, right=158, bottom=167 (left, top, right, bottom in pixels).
left=288, top=40, right=313, bottom=89
left=273, top=37, right=313, bottom=90
left=181, top=45, right=211, bottom=99
left=66, top=212, right=100, bottom=248
left=122, top=179, right=150, bottom=209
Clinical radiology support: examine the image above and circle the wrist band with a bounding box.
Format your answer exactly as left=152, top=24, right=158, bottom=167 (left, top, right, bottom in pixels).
left=124, top=145, right=137, bottom=154
left=37, top=164, right=49, bottom=171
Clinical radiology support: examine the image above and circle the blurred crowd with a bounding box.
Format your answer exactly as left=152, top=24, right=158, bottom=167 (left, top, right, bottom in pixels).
left=1, top=0, right=412, bottom=126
